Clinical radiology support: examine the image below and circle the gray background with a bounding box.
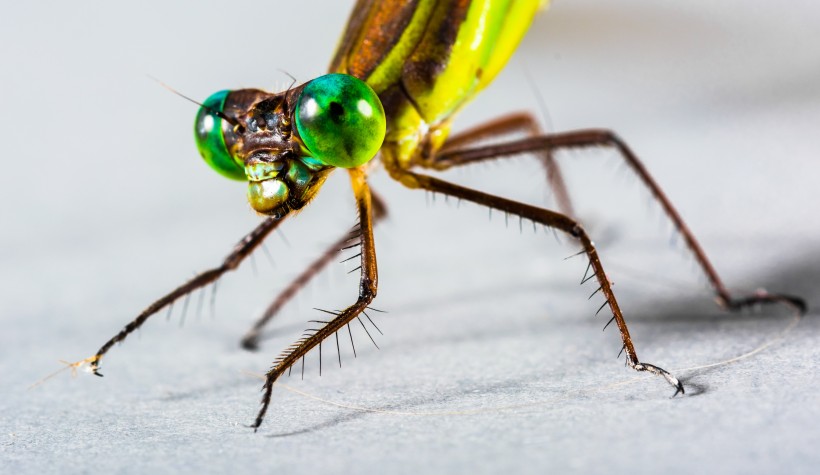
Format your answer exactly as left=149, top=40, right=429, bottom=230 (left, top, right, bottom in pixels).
left=2, top=0, right=819, bottom=474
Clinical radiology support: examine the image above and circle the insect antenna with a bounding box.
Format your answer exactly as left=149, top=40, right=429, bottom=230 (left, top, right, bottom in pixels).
left=277, top=69, right=299, bottom=93
left=147, top=75, right=242, bottom=128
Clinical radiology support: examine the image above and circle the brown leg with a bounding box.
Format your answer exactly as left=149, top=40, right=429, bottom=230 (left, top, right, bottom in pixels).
left=433, top=128, right=806, bottom=314
left=432, top=112, right=576, bottom=218
left=80, top=217, right=285, bottom=375
left=387, top=166, right=684, bottom=394
left=252, top=168, right=379, bottom=431
left=240, top=190, right=388, bottom=350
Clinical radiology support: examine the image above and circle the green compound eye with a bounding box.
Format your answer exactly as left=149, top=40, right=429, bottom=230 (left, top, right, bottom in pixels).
left=194, top=90, right=246, bottom=181
left=295, top=74, right=386, bottom=168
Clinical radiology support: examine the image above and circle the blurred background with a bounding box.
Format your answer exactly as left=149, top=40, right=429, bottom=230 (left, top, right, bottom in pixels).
left=2, top=1, right=819, bottom=473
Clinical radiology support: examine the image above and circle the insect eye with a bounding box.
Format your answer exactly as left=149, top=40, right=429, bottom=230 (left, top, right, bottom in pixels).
left=194, top=90, right=246, bottom=181
left=294, top=74, right=386, bottom=168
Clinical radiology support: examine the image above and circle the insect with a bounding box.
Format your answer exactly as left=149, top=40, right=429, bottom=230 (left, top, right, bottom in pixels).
left=70, top=0, right=805, bottom=430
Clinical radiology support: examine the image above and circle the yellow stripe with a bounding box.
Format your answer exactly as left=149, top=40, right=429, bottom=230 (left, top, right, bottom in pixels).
left=365, top=0, right=437, bottom=94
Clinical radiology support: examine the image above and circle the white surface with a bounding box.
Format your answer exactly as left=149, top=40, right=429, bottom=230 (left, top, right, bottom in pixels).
left=2, top=1, right=820, bottom=474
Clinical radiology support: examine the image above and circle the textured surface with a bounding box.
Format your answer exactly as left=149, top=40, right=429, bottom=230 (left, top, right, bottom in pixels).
left=2, top=1, right=820, bottom=474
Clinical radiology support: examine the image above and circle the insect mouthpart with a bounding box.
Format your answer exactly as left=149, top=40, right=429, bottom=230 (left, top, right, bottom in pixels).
left=245, top=155, right=285, bottom=182
left=245, top=154, right=290, bottom=216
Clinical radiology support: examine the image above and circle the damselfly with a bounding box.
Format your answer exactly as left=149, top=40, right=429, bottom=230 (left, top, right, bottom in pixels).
left=70, top=0, right=805, bottom=430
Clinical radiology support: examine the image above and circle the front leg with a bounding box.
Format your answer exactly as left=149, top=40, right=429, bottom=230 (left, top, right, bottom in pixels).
left=252, top=167, right=378, bottom=431
left=80, top=216, right=285, bottom=375
left=240, top=190, right=388, bottom=351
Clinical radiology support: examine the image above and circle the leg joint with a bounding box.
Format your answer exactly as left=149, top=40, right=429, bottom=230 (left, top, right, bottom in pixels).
left=359, top=280, right=377, bottom=301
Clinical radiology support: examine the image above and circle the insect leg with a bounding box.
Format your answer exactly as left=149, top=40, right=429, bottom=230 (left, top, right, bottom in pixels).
left=252, top=168, right=378, bottom=431
left=240, top=190, right=387, bottom=350
left=434, top=128, right=806, bottom=314
left=85, top=217, right=285, bottom=375
left=429, top=112, right=575, bottom=218
left=385, top=165, right=684, bottom=395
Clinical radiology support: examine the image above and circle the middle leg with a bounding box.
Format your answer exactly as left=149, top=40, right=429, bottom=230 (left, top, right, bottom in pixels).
left=432, top=112, right=576, bottom=218
left=386, top=165, right=684, bottom=395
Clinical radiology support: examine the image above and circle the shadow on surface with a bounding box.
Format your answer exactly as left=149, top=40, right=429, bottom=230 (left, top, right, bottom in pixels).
left=253, top=246, right=819, bottom=437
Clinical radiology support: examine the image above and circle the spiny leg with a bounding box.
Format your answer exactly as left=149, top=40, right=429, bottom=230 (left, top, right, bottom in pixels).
left=240, top=190, right=388, bottom=350
left=433, top=128, right=806, bottom=314
left=388, top=166, right=684, bottom=395
left=433, top=112, right=576, bottom=218
left=83, top=216, right=285, bottom=374
left=252, top=168, right=378, bottom=431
